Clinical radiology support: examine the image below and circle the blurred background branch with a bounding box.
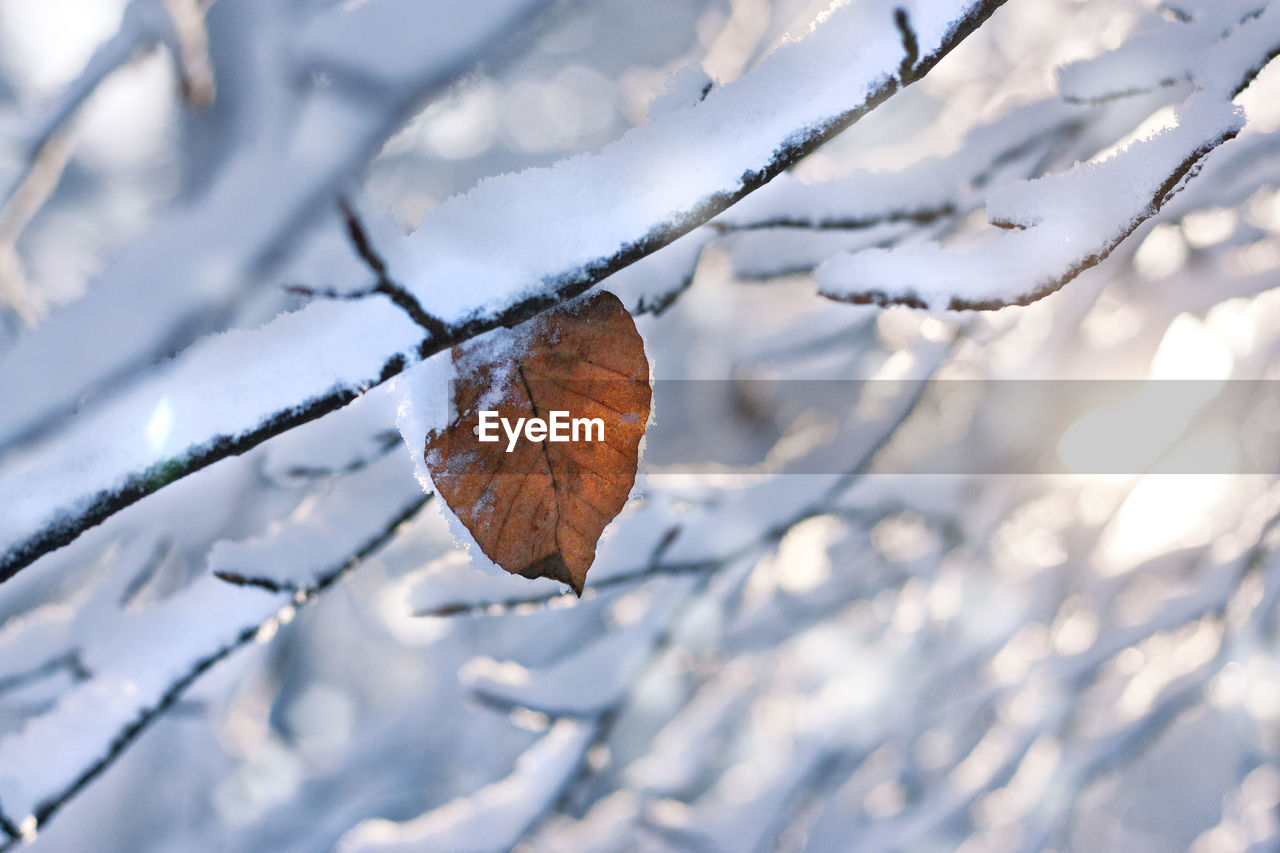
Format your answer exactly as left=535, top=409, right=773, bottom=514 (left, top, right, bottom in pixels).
left=1, top=2, right=1280, bottom=852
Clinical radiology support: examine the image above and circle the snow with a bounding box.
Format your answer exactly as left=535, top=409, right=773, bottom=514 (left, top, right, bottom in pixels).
left=400, top=343, right=949, bottom=616
left=465, top=578, right=694, bottom=716
left=405, top=552, right=567, bottom=616
left=0, top=574, right=278, bottom=818
left=604, top=229, right=712, bottom=316
left=0, top=298, right=423, bottom=577
left=0, top=0, right=550, bottom=500
left=258, top=384, right=402, bottom=485
left=646, top=64, right=715, bottom=121
left=712, top=96, right=1131, bottom=286
left=716, top=98, right=1086, bottom=230
left=396, top=0, right=992, bottom=324
left=338, top=719, right=596, bottom=853
left=386, top=351, right=454, bottom=487
left=726, top=224, right=914, bottom=281
left=0, top=399, right=430, bottom=824
left=1057, top=0, right=1268, bottom=103
left=650, top=742, right=829, bottom=853
left=749, top=3, right=1280, bottom=310
left=209, top=451, right=423, bottom=589
left=624, top=663, right=757, bottom=796
left=0, top=0, right=999, bottom=584
left=815, top=98, right=1245, bottom=309
left=718, top=167, right=956, bottom=231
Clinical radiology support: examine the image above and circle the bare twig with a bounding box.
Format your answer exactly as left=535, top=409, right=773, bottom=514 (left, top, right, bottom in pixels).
left=336, top=197, right=450, bottom=340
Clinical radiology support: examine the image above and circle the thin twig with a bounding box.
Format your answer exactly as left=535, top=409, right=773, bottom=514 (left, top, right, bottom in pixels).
left=336, top=197, right=450, bottom=340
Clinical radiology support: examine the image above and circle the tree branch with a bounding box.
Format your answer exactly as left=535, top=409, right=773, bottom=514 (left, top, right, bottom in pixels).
left=817, top=2, right=1280, bottom=310
left=0, top=494, right=429, bottom=848
left=0, top=0, right=1009, bottom=587
left=0, top=0, right=554, bottom=458
left=336, top=197, right=450, bottom=340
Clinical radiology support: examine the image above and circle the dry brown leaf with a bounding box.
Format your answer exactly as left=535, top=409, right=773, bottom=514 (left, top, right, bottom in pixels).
left=425, top=291, right=651, bottom=594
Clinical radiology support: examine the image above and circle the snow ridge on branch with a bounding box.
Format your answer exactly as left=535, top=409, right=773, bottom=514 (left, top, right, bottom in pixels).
left=814, top=1, right=1280, bottom=310
left=0, top=0, right=1006, bottom=587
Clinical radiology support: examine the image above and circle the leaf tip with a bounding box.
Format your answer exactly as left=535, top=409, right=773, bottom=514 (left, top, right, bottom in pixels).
left=519, top=551, right=585, bottom=597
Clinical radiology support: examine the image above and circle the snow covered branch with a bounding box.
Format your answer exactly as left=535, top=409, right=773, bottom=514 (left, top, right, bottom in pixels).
left=0, top=0, right=1005, bottom=586
left=0, top=446, right=429, bottom=847
left=815, top=1, right=1280, bottom=309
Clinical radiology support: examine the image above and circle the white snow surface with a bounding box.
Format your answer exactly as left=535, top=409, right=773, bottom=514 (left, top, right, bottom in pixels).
left=605, top=228, right=712, bottom=314
left=815, top=97, right=1245, bottom=308
left=646, top=64, right=715, bottom=121
left=0, top=298, right=424, bottom=567
left=1057, top=0, right=1268, bottom=103
left=0, top=574, right=280, bottom=818
left=803, top=1, right=1280, bottom=309
left=0, top=444, right=427, bottom=820
left=338, top=719, right=596, bottom=853
left=209, top=451, right=423, bottom=588
left=10, top=3, right=1280, bottom=853
left=398, top=0, right=986, bottom=324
